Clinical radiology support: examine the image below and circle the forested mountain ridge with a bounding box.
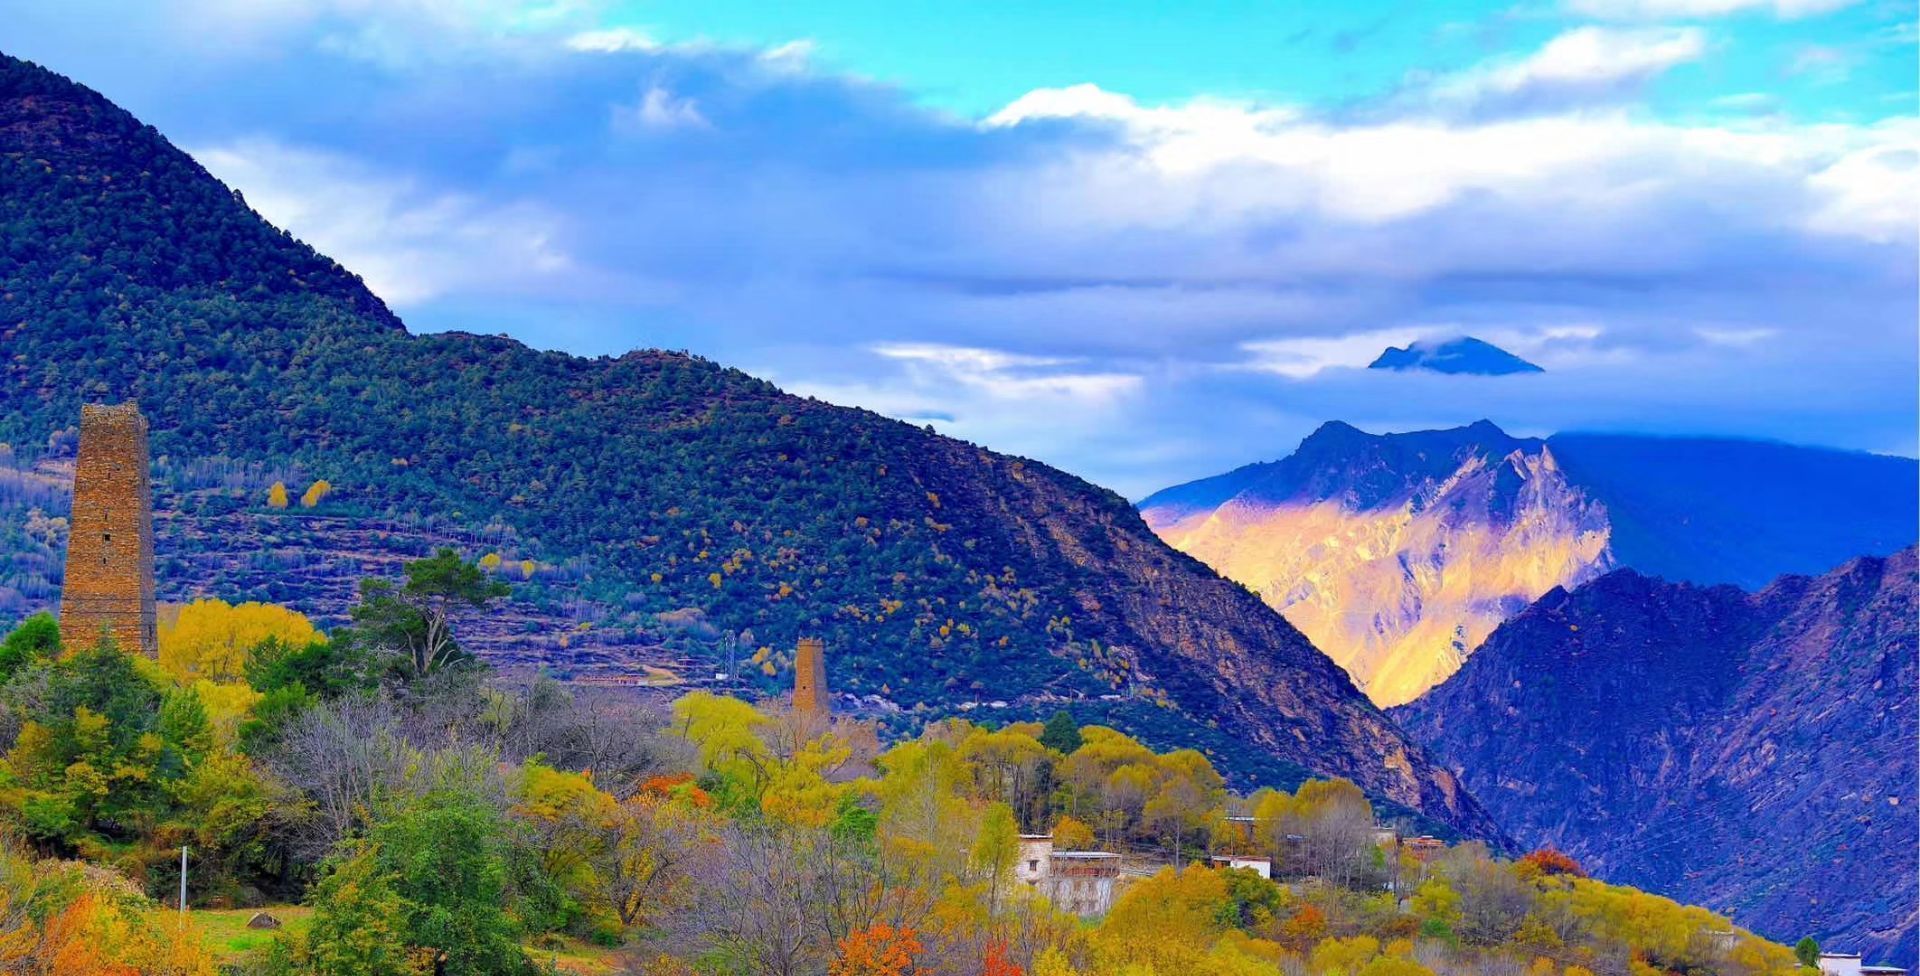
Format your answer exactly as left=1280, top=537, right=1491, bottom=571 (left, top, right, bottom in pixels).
left=1395, top=549, right=1919, bottom=965
left=0, top=53, right=1501, bottom=838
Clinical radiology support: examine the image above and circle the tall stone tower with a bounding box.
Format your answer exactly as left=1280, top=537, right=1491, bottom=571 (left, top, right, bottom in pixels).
left=793, top=637, right=829, bottom=717
left=60, top=402, right=157, bottom=657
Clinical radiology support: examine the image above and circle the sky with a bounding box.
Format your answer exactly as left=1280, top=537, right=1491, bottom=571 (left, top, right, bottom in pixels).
left=4, top=0, right=1915, bottom=497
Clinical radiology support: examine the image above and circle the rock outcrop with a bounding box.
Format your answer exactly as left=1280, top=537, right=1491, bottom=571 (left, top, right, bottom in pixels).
left=1141, top=421, right=1917, bottom=706
left=1396, top=549, right=1919, bottom=966
left=1143, top=421, right=1613, bottom=706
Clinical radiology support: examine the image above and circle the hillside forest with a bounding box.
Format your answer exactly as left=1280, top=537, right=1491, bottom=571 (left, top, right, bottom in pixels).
left=0, top=550, right=1808, bottom=976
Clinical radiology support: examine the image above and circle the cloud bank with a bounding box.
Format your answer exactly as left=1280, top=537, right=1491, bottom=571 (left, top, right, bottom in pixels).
left=4, top=0, right=1913, bottom=496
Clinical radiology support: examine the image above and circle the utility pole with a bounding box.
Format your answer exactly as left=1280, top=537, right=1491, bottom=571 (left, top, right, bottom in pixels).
left=179, top=845, right=188, bottom=925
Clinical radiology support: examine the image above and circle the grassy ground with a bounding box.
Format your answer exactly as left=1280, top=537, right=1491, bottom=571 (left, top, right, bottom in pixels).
left=186, top=905, right=313, bottom=961
left=524, top=934, right=626, bottom=974
left=186, top=905, right=624, bottom=974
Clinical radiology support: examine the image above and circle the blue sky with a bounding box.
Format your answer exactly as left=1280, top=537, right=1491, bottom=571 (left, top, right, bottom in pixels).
left=4, top=0, right=1915, bottom=496
left=621, top=0, right=1915, bottom=120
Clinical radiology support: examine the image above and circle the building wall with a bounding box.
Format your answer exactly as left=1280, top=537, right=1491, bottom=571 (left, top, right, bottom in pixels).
left=1042, top=858, right=1120, bottom=917
left=1224, top=857, right=1272, bottom=879
left=794, top=637, right=828, bottom=715
left=1041, top=874, right=1115, bottom=917
left=1017, top=836, right=1053, bottom=885
left=1822, top=956, right=1864, bottom=976
left=59, top=403, right=156, bottom=657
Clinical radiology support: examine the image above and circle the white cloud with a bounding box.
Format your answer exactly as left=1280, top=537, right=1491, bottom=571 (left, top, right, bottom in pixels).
left=1564, top=0, right=1856, bottom=19
left=1696, top=326, right=1779, bottom=346
left=872, top=343, right=1069, bottom=373
left=615, top=85, right=709, bottom=131
left=982, top=82, right=1916, bottom=242
left=170, top=0, right=602, bottom=65
left=1238, top=324, right=1619, bottom=377
left=870, top=343, right=1141, bottom=403
left=89, top=16, right=1907, bottom=489
left=566, top=27, right=660, bottom=53
left=1786, top=43, right=1856, bottom=84
left=759, top=39, right=818, bottom=71
left=1238, top=329, right=1428, bottom=379
left=190, top=140, right=571, bottom=306
left=1804, top=120, right=1920, bottom=243
left=1426, top=26, right=1707, bottom=113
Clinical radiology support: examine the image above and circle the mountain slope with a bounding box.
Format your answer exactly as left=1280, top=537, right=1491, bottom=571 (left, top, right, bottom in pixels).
left=1141, top=421, right=1615, bottom=706
left=1549, top=432, right=1920, bottom=589
left=0, top=53, right=1502, bottom=838
left=1395, top=550, right=1919, bottom=966
left=1368, top=337, right=1543, bottom=375
left=1139, top=421, right=1917, bottom=705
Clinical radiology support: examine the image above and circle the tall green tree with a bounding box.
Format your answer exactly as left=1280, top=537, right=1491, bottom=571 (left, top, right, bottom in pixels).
left=0, top=613, right=58, bottom=679
left=1038, top=711, right=1082, bottom=755
left=1795, top=936, right=1821, bottom=968
left=300, top=844, right=417, bottom=976
left=350, top=549, right=509, bottom=676
left=373, top=791, right=535, bottom=975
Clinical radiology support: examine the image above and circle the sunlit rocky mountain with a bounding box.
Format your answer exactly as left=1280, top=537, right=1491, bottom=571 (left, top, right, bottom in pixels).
left=1139, top=420, right=1918, bottom=706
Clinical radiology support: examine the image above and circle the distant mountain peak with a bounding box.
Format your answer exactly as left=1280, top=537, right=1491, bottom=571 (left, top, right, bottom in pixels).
left=1139, top=419, right=1918, bottom=707
left=1369, top=337, right=1543, bottom=375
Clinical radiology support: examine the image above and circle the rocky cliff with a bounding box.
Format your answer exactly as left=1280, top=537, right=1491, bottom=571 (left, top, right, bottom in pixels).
left=1396, top=550, right=1919, bottom=966
left=1141, top=421, right=1916, bottom=706
left=1142, top=421, right=1614, bottom=706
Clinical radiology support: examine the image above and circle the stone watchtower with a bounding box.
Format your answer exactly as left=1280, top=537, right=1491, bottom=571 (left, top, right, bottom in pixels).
left=60, top=402, right=157, bottom=657
left=793, top=637, right=829, bottom=717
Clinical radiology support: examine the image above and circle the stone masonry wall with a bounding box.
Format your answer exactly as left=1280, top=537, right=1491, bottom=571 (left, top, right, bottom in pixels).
left=59, top=402, right=156, bottom=657
left=794, top=636, right=828, bottom=716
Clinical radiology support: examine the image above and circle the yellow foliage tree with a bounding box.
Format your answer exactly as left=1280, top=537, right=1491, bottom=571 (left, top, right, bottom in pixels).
left=193, top=678, right=263, bottom=746
left=762, top=736, right=854, bottom=830
left=1051, top=814, right=1096, bottom=850
left=0, top=850, right=218, bottom=976
left=671, top=693, right=772, bottom=797
left=514, top=762, right=619, bottom=903
left=266, top=481, right=289, bottom=508
left=1309, top=935, right=1381, bottom=976
left=1094, top=866, right=1230, bottom=973
left=1032, top=947, right=1084, bottom=976
left=1357, top=957, right=1436, bottom=976
left=300, top=479, right=333, bottom=508
left=158, top=598, right=322, bottom=682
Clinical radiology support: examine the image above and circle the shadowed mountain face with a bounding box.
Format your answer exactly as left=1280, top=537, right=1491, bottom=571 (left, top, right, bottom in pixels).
left=0, top=53, right=1505, bottom=839
left=1394, top=550, right=1919, bottom=968
left=1139, top=421, right=1917, bottom=706
left=1368, top=337, right=1543, bottom=375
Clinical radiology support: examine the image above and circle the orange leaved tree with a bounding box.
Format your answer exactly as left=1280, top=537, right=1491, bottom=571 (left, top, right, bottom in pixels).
left=830, top=923, right=924, bottom=976
left=982, top=940, right=1025, bottom=976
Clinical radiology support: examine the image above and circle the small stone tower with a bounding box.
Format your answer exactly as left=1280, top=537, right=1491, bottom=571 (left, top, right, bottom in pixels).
left=793, top=637, right=828, bottom=717
left=60, top=402, right=157, bottom=657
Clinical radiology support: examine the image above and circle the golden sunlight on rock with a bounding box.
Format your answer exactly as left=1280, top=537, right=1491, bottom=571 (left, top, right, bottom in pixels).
left=1147, top=446, right=1612, bottom=706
